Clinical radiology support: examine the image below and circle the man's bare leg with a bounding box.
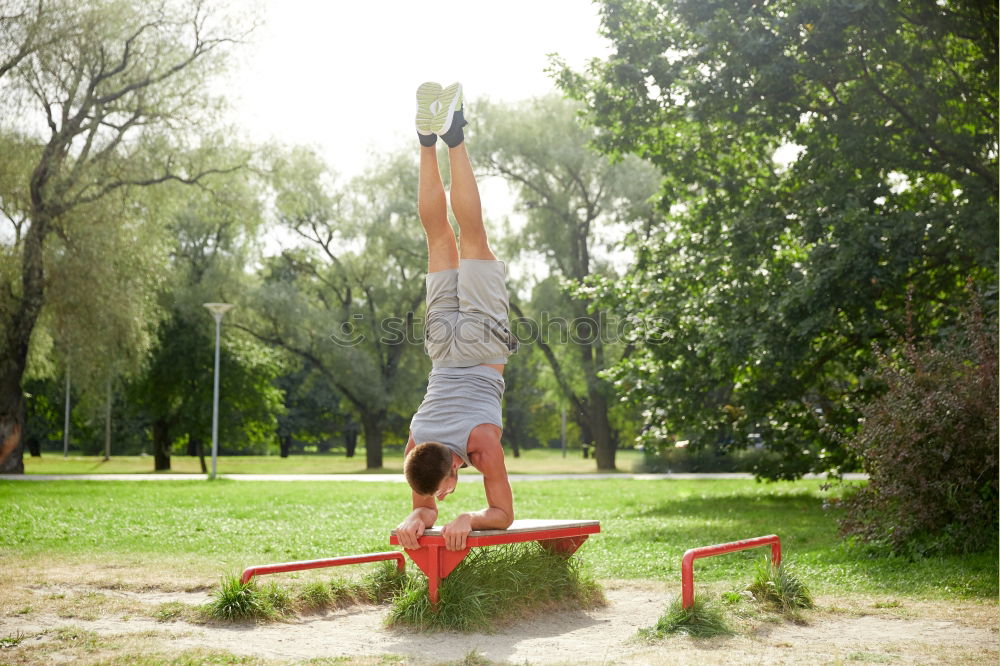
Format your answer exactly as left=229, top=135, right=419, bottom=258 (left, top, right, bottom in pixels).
left=448, top=142, right=496, bottom=261
left=419, top=145, right=460, bottom=273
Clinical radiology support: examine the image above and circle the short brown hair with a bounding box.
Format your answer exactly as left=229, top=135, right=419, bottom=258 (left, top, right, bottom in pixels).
left=404, top=442, right=452, bottom=495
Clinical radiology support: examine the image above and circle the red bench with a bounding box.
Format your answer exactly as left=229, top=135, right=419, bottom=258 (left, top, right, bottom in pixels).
left=389, top=518, right=600, bottom=604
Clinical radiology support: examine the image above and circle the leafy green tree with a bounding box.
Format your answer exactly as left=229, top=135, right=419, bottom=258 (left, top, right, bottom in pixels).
left=128, top=169, right=283, bottom=471
left=474, top=95, right=660, bottom=470
left=554, top=0, right=998, bottom=477
left=273, top=362, right=348, bottom=457
left=130, top=315, right=284, bottom=470
left=249, top=147, right=428, bottom=469
left=498, top=344, right=548, bottom=456
left=0, top=0, right=252, bottom=473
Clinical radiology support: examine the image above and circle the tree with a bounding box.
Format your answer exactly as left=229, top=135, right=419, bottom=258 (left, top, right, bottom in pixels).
left=127, top=170, right=283, bottom=471
left=498, top=345, right=547, bottom=457
left=474, top=95, right=660, bottom=470
left=0, top=0, right=252, bottom=473
left=273, top=363, right=346, bottom=458
left=553, top=0, right=998, bottom=477
left=130, top=315, right=285, bottom=470
left=249, top=147, right=428, bottom=469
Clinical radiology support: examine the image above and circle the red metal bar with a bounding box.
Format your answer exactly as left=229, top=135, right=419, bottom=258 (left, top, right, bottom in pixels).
left=240, top=551, right=405, bottom=585
left=681, top=534, right=781, bottom=609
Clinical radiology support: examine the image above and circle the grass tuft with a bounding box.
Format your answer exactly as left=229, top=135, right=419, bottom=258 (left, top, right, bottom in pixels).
left=639, top=595, right=733, bottom=639
left=746, top=555, right=814, bottom=612
left=205, top=562, right=413, bottom=621
left=361, top=561, right=411, bottom=603
left=152, top=601, right=190, bottom=622
left=327, top=576, right=368, bottom=607
left=259, top=581, right=293, bottom=615
left=296, top=581, right=334, bottom=611
left=449, top=650, right=497, bottom=665
left=387, top=542, right=605, bottom=632
left=204, top=574, right=280, bottom=621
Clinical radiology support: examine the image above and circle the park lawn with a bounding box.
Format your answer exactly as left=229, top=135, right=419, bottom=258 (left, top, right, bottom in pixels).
left=0, top=478, right=994, bottom=601
left=21, top=447, right=644, bottom=475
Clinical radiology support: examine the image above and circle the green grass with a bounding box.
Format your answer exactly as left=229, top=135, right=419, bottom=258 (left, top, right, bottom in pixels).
left=387, top=542, right=604, bottom=632
left=206, top=575, right=282, bottom=621
left=21, top=448, right=644, bottom=475
left=639, top=595, right=733, bottom=638
left=297, top=580, right=334, bottom=610
left=0, top=479, right=996, bottom=599
left=746, top=555, right=814, bottom=612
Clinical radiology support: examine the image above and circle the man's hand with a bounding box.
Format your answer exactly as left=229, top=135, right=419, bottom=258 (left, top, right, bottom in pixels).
left=441, top=513, right=473, bottom=551
left=395, top=514, right=427, bottom=550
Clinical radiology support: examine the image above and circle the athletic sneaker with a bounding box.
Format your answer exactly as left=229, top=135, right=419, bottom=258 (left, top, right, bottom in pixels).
left=415, top=81, right=463, bottom=137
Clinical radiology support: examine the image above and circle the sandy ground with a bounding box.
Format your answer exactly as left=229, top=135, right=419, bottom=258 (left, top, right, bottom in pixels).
left=0, top=566, right=996, bottom=665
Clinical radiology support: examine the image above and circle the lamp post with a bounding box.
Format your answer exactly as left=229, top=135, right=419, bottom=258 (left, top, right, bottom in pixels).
left=63, top=367, right=71, bottom=458
left=203, top=303, right=235, bottom=480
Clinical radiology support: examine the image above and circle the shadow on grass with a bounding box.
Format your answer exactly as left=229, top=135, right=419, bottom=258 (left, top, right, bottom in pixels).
left=627, top=492, right=831, bottom=549
left=593, top=490, right=999, bottom=598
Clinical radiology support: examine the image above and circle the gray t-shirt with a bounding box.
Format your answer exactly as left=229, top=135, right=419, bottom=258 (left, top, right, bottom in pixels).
left=409, top=365, right=505, bottom=467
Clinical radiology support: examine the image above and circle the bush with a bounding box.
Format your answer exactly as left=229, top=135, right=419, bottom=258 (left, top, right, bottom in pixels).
left=635, top=444, right=784, bottom=473
left=836, top=295, right=998, bottom=556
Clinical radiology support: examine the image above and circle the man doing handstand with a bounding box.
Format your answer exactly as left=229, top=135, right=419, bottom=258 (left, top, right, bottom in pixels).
left=395, top=82, right=518, bottom=553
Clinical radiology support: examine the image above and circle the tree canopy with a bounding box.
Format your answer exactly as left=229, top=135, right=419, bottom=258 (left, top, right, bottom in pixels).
left=473, top=95, right=660, bottom=469
left=0, top=0, right=253, bottom=472
left=553, top=0, right=998, bottom=477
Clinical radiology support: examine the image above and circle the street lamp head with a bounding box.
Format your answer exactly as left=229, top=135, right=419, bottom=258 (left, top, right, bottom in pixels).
left=203, top=303, right=236, bottom=321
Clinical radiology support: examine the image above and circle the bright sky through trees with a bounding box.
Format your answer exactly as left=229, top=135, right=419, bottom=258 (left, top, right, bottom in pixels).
left=220, top=0, right=614, bottom=280
left=223, top=0, right=611, bottom=177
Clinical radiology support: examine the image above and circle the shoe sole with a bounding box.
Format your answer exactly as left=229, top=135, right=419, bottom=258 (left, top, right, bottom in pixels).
left=415, top=81, right=462, bottom=136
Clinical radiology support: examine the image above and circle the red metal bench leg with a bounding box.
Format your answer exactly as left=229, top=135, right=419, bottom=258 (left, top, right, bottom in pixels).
left=539, top=535, right=589, bottom=556
left=403, top=544, right=471, bottom=605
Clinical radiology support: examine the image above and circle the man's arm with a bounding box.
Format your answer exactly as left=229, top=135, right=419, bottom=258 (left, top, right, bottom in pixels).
left=441, top=425, right=514, bottom=550
left=396, top=438, right=438, bottom=549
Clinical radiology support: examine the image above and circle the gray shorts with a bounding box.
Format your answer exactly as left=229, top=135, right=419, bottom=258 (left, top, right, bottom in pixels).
left=424, top=259, right=519, bottom=367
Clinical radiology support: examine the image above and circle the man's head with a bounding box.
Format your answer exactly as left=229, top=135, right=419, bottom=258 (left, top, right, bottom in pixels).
left=404, top=441, right=458, bottom=499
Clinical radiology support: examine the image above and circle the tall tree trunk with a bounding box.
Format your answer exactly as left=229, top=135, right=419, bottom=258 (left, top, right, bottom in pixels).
left=501, top=370, right=522, bottom=458
left=577, top=412, right=593, bottom=459
left=152, top=418, right=171, bottom=471
left=502, top=430, right=521, bottom=457
left=26, top=431, right=41, bottom=458
left=0, top=213, right=50, bottom=474
left=576, top=305, right=617, bottom=470
left=279, top=434, right=291, bottom=458
left=343, top=423, right=358, bottom=458
left=360, top=412, right=384, bottom=469
left=189, top=436, right=207, bottom=473
left=588, top=389, right=617, bottom=471
left=0, top=393, right=25, bottom=474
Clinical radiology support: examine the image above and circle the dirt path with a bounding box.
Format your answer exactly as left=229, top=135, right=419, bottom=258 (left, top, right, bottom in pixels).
left=0, top=574, right=995, bottom=664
